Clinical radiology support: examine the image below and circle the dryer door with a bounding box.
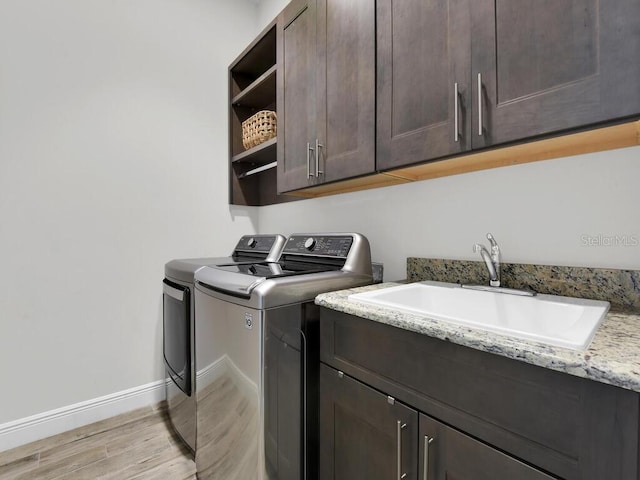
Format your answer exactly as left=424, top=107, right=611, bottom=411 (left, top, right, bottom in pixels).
left=163, top=278, right=191, bottom=395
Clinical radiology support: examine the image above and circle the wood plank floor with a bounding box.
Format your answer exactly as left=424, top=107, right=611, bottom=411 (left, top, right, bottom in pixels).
left=0, top=404, right=196, bottom=480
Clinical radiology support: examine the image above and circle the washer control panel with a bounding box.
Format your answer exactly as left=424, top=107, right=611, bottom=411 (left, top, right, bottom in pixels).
left=285, top=235, right=354, bottom=258
left=234, top=235, right=278, bottom=253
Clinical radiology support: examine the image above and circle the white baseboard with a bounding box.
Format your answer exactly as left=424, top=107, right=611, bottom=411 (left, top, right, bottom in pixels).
left=0, top=379, right=167, bottom=452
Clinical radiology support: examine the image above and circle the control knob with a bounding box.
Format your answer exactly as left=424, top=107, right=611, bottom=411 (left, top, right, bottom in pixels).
left=304, top=237, right=316, bottom=251
left=246, top=237, right=257, bottom=248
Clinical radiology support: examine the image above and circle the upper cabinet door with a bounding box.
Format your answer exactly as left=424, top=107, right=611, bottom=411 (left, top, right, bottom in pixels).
left=377, top=0, right=472, bottom=171
left=315, top=0, right=376, bottom=183
left=472, top=0, right=640, bottom=149
left=278, top=0, right=376, bottom=192
left=277, top=0, right=317, bottom=193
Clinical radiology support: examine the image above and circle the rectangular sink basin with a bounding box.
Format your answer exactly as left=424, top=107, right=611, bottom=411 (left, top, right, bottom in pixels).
left=348, top=282, right=610, bottom=350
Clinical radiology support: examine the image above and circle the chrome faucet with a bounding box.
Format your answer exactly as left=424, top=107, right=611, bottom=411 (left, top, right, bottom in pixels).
left=473, top=233, right=500, bottom=287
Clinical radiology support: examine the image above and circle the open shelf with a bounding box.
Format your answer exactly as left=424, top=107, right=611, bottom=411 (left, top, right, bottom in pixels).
left=232, top=27, right=276, bottom=79
left=232, top=137, right=277, bottom=165
left=228, top=21, right=296, bottom=207
left=232, top=65, right=277, bottom=108
left=237, top=161, right=277, bottom=179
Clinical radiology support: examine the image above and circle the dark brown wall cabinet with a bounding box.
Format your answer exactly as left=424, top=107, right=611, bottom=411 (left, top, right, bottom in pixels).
left=230, top=0, right=639, bottom=201
left=377, top=0, right=640, bottom=170
left=277, top=0, right=376, bottom=193
left=320, top=308, right=640, bottom=480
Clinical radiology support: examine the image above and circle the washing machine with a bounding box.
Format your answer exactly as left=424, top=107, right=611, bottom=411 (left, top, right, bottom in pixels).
left=162, top=234, right=286, bottom=453
left=194, top=233, right=375, bottom=479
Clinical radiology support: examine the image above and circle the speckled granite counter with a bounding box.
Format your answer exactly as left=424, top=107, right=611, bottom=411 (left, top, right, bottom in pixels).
left=316, top=282, right=640, bottom=393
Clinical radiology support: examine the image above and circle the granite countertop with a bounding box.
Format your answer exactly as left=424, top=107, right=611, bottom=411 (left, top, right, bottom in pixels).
left=315, top=282, right=640, bottom=393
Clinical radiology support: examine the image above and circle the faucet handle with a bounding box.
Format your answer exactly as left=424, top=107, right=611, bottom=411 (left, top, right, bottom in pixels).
left=486, top=233, right=499, bottom=251
left=473, top=243, right=482, bottom=253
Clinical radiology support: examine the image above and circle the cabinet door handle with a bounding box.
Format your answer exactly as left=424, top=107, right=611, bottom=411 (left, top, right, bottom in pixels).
left=307, top=142, right=314, bottom=179
left=477, top=72, right=483, bottom=136
left=397, top=420, right=407, bottom=480
left=454, top=82, right=460, bottom=142
left=315, top=139, right=323, bottom=177
left=423, top=435, right=434, bottom=480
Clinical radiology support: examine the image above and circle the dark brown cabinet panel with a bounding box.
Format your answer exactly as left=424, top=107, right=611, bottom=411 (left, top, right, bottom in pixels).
left=264, top=303, right=321, bottom=480
left=420, top=414, right=554, bottom=480
left=278, top=0, right=375, bottom=192
left=319, top=364, right=418, bottom=480
left=236, top=0, right=639, bottom=200
left=320, top=363, right=555, bottom=480
left=316, top=0, right=375, bottom=183
left=473, top=0, right=640, bottom=148
left=377, top=0, right=472, bottom=170
left=277, top=0, right=317, bottom=193
left=264, top=327, right=301, bottom=479
left=320, top=307, right=640, bottom=480
left=377, top=0, right=640, bottom=170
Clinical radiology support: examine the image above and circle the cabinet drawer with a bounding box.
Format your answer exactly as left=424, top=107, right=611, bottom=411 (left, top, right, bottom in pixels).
left=320, top=308, right=639, bottom=480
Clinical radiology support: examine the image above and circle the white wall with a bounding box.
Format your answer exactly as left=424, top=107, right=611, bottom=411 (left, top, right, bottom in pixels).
left=257, top=0, right=289, bottom=28
left=259, top=146, right=640, bottom=281
left=0, top=0, right=260, bottom=424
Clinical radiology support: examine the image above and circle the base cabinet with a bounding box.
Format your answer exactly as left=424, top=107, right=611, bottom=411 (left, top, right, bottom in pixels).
left=320, top=307, right=640, bottom=480
left=320, top=364, right=554, bottom=480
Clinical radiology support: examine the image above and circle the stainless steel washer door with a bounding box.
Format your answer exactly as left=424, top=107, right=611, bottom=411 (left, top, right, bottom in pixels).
left=195, top=288, right=264, bottom=480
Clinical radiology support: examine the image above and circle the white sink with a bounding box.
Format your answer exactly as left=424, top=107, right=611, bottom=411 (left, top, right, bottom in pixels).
left=348, top=281, right=610, bottom=350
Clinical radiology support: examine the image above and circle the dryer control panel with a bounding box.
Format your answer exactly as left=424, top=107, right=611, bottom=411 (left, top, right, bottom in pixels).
left=233, top=234, right=286, bottom=256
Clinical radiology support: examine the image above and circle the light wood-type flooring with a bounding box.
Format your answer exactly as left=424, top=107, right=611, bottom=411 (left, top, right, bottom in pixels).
left=195, top=373, right=260, bottom=480
left=0, top=403, right=196, bottom=480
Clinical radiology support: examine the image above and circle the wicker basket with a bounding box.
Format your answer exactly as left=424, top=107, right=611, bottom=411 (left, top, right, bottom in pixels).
left=242, top=110, right=277, bottom=150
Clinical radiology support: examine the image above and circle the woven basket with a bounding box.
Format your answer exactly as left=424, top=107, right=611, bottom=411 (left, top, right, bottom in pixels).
left=242, top=110, right=277, bottom=150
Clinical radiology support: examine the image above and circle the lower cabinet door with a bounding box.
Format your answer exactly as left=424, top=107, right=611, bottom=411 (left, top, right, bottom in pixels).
left=419, top=414, right=555, bottom=480
left=319, top=364, right=418, bottom=480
